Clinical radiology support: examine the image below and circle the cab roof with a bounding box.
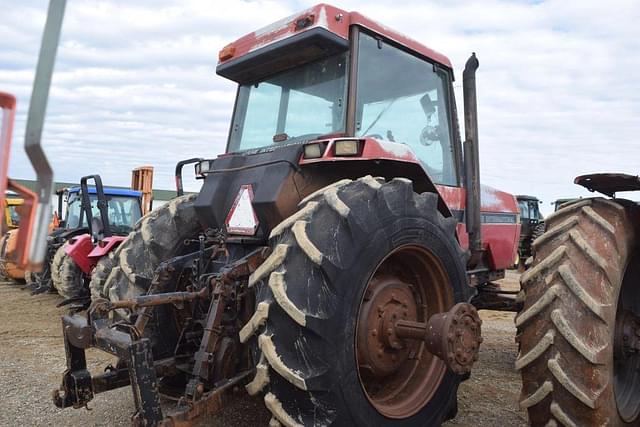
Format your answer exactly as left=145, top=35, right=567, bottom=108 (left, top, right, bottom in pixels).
left=68, top=186, right=141, bottom=198
left=216, top=3, right=452, bottom=75
left=5, top=198, right=23, bottom=205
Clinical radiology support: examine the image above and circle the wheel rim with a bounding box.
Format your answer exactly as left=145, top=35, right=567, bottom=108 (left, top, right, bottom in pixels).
left=356, top=244, right=454, bottom=419
left=614, top=257, right=640, bottom=422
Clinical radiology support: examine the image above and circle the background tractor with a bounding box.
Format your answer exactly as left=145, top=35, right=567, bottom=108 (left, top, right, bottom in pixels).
left=517, top=173, right=640, bottom=426
left=52, top=5, right=522, bottom=426
left=552, top=197, right=579, bottom=212
left=24, top=167, right=153, bottom=295
left=515, top=195, right=545, bottom=270
left=2, top=193, right=23, bottom=234
left=51, top=175, right=145, bottom=303
left=0, top=194, right=26, bottom=280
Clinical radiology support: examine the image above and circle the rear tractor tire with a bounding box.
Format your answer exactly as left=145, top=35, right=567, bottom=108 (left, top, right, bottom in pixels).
left=94, top=194, right=202, bottom=358
left=517, top=198, right=640, bottom=426
left=241, top=176, right=472, bottom=426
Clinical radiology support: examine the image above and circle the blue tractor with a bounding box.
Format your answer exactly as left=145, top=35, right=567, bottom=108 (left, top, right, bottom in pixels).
left=27, top=180, right=143, bottom=298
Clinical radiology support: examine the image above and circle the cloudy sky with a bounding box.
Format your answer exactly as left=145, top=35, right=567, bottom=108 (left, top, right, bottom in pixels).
left=2, top=0, right=639, bottom=214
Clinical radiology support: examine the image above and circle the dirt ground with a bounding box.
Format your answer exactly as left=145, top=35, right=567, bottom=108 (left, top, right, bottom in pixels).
left=0, top=271, right=527, bottom=426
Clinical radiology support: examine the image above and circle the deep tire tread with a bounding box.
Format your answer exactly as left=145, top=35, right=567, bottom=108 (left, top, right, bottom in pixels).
left=245, top=176, right=468, bottom=426
left=55, top=243, right=84, bottom=300
left=517, top=197, right=638, bottom=426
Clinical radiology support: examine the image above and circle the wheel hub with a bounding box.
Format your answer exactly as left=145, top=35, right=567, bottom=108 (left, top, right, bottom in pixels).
left=394, top=302, right=482, bottom=374
left=357, top=275, right=418, bottom=377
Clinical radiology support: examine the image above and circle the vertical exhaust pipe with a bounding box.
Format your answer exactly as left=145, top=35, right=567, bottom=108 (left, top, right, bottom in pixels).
left=463, top=53, right=482, bottom=257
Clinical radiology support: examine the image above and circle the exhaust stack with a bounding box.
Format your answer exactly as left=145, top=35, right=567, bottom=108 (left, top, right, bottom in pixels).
left=463, top=53, right=482, bottom=257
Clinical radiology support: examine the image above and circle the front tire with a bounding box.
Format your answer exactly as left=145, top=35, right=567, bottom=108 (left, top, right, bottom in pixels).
left=241, top=177, right=471, bottom=426
left=54, top=242, right=85, bottom=300
left=50, top=244, right=66, bottom=290
left=517, top=198, right=640, bottom=426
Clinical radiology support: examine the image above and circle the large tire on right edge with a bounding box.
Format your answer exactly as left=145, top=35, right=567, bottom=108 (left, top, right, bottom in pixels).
left=241, top=177, right=471, bottom=426
left=517, top=198, right=640, bottom=426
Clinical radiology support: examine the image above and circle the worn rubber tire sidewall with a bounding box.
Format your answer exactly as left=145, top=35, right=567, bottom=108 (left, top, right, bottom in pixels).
left=258, top=179, right=471, bottom=426
left=329, top=216, right=467, bottom=426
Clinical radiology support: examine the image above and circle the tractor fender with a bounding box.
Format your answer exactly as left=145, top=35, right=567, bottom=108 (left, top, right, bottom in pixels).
left=64, top=234, right=93, bottom=274
left=87, top=236, right=126, bottom=262
left=65, top=234, right=126, bottom=274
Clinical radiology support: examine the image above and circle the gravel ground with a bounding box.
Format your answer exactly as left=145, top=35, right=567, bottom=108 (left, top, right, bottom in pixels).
left=0, top=271, right=526, bottom=426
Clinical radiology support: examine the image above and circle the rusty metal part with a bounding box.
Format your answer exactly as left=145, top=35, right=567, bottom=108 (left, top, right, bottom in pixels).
left=54, top=236, right=270, bottom=426
left=218, top=246, right=271, bottom=283
left=356, top=244, right=454, bottom=419
left=159, top=370, right=252, bottom=427
left=89, top=247, right=270, bottom=316
left=186, top=280, right=228, bottom=396
left=395, top=303, right=482, bottom=375
left=575, top=173, right=640, bottom=197
left=357, top=275, right=418, bottom=377
left=92, top=287, right=210, bottom=312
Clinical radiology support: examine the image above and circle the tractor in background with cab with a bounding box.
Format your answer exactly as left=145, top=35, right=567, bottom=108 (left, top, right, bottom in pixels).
left=515, top=195, right=545, bottom=270
left=25, top=167, right=153, bottom=296
left=0, top=193, right=27, bottom=280
left=50, top=175, right=145, bottom=304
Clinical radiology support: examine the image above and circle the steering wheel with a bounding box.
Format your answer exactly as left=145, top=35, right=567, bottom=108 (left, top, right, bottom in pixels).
left=419, top=125, right=440, bottom=146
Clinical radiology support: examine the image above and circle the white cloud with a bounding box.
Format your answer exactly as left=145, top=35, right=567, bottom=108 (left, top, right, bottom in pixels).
left=3, top=0, right=639, bottom=213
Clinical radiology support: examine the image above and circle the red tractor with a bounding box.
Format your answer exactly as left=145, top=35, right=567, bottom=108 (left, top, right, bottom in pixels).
left=51, top=175, right=145, bottom=304
left=52, top=5, right=520, bottom=425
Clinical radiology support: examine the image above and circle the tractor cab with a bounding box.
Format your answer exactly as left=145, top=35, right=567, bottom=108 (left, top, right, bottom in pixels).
left=3, top=194, right=23, bottom=232
left=64, top=185, right=142, bottom=236
left=552, top=197, right=578, bottom=212
left=515, top=195, right=544, bottom=267
left=51, top=177, right=143, bottom=302
left=216, top=6, right=458, bottom=187
left=196, top=4, right=518, bottom=274
left=516, top=195, right=543, bottom=232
